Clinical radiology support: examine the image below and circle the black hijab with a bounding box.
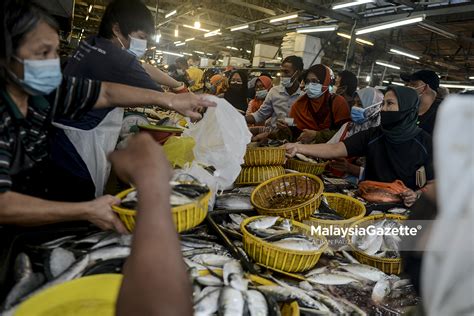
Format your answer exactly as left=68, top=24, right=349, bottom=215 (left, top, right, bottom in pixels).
left=224, top=70, right=248, bottom=113
left=381, top=85, right=422, bottom=143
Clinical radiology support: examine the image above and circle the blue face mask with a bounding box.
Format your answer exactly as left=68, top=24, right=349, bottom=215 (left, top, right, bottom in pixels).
left=128, top=36, right=147, bottom=58
left=351, top=106, right=366, bottom=124
left=305, top=82, right=324, bottom=99
left=11, top=56, right=62, bottom=95
left=255, top=89, right=268, bottom=99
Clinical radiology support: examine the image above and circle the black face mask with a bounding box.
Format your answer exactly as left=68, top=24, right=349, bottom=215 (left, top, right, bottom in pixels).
left=380, top=111, right=408, bottom=130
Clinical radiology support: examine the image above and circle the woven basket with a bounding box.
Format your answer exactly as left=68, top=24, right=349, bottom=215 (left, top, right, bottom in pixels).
left=348, top=214, right=407, bottom=274
left=112, top=188, right=210, bottom=233
left=304, top=193, right=366, bottom=230
left=250, top=173, right=324, bottom=221
left=285, top=158, right=328, bottom=176
left=243, top=147, right=286, bottom=166
left=241, top=216, right=327, bottom=272
left=235, top=166, right=285, bottom=186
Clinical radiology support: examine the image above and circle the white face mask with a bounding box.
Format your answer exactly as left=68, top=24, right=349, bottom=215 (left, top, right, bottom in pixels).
left=128, top=36, right=147, bottom=58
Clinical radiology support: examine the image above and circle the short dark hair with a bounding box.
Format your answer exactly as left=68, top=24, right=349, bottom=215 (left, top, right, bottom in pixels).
left=98, top=0, right=154, bottom=39
left=189, top=55, right=200, bottom=63
left=1, top=1, right=59, bottom=86
left=337, top=70, right=358, bottom=96
left=175, top=57, right=187, bottom=66
left=282, top=55, right=304, bottom=72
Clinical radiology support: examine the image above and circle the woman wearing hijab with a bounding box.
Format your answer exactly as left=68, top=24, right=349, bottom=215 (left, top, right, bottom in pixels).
left=327, top=87, right=384, bottom=178
left=284, top=86, right=434, bottom=207
left=224, top=70, right=248, bottom=113
left=207, top=74, right=228, bottom=97
left=246, top=76, right=273, bottom=115
left=289, top=64, right=350, bottom=144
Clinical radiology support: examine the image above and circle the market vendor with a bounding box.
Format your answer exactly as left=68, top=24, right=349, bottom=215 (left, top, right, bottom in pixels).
left=245, top=56, right=304, bottom=141
left=284, top=86, right=434, bottom=207
left=289, top=64, right=350, bottom=144
left=47, top=0, right=190, bottom=202
left=224, top=70, right=249, bottom=113
left=0, top=1, right=215, bottom=232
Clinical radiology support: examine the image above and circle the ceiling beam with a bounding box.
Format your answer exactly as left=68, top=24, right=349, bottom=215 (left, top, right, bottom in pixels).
left=226, top=0, right=276, bottom=16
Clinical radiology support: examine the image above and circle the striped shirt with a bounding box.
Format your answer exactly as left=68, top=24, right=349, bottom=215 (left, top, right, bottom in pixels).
left=0, top=77, right=101, bottom=193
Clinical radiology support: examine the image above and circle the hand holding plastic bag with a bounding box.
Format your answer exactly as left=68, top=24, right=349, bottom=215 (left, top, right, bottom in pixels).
left=183, top=96, right=252, bottom=190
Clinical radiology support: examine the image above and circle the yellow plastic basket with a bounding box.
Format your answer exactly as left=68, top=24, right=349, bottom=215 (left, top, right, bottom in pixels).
left=235, top=166, right=286, bottom=186
left=243, top=147, right=286, bottom=166
left=112, top=188, right=210, bottom=233
left=347, top=214, right=408, bottom=275
left=241, top=216, right=327, bottom=273
left=305, top=193, right=366, bottom=230
left=250, top=173, right=324, bottom=221
left=285, top=158, right=328, bottom=176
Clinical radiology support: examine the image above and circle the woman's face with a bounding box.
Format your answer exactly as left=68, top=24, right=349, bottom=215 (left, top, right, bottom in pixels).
left=305, top=72, right=321, bottom=84
left=382, top=90, right=400, bottom=112
left=255, top=80, right=265, bottom=91
left=230, top=73, right=242, bottom=85
left=353, top=95, right=362, bottom=108
left=10, top=20, right=59, bottom=79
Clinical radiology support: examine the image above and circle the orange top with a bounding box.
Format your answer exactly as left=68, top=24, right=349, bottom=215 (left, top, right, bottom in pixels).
left=247, top=76, right=273, bottom=114
left=290, top=66, right=350, bottom=131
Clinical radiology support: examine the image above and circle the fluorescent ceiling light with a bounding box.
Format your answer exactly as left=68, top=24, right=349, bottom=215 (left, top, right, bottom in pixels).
left=174, top=29, right=179, bottom=37
left=355, top=38, right=374, bottom=46
left=206, top=53, right=213, bottom=56
left=194, top=51, right=205, bottom=54
left=165, top=10, right=177, bottom=18
left=333, top=0, right=374, bottom=10
left=150, top=46, right=156, bottom=50
left=174, top=41, right=182, bottom=44
left=88, top=5, right=93, bottom=13
left=162, top=51, right=183, bottom=57
left=194, top=21, right=201, bottom=29
left=383, top=80, right=404, bottom=86
left=226, top=46, right=239, bottom=51
left=440, top=83, right=474, bottom=90
left=390, top=48, right=420, bottom=60
left=183, top=24, right=210, bottom=32
left=296, top=25, right=338, bottom=33
left=337, top=32, right=352, bottom=39
left=85, top=15, right=89, bottom=21
left=246, top=50, right=251, bottom=54
left=355, top=15, right=425, bottom=35
left=337, top=32, right=374, bottom=46
left=185, top=37, right=195, bottom=42
left=182, top=52, right=192, bottom=56
left=230, top=24, right=249, bottom=31
left=376, top=61, right=401, bottom=70
left=469, top=76, right=474, bottom=80
left=204, top=29, right=221, bottom=37
left=270, top=14, right=298, bottom=23
left=176, top=42, right=186, bottom=46
left=418, top=22, right=457, bottom=39
left=365, top=75, right=371, bottom=82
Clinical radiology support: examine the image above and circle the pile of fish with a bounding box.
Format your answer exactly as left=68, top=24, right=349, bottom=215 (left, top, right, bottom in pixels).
left=1, top=231, right=133, bottom=314
left=121, top=181, right=210, bottom=209
left=311, top=195, right=345, bottom=221
left=295, top=153, right=325, bottom=164
left=351, top=219, right=403, bottom=258
left=245, top=216, right=324, bottom=252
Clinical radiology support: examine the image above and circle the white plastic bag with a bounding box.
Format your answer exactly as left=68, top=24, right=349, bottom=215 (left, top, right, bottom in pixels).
left=183, top=96, right=252, bottom=190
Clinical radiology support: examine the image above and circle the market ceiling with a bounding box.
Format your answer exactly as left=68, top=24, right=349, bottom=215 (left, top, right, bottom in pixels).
left=69, top=0, right=474, bottom=82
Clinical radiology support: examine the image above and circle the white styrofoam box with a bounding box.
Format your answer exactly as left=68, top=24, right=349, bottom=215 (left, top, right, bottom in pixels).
left=294, top=34, right=322, bottom=53
left=200, top=58, right=210, bottom=67
left=252, top=56, right=274, bottom=67
left=254, top=43, right=279, bottom=58
left=228, top=57, right=250, bottom=67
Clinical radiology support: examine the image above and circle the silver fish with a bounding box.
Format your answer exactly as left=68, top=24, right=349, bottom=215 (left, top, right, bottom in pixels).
left=372, top=275, right=391, bottom=303
left=196, top=274, right=223, bottom=287
left=89, top=246, right=131, bottom=262
left=247, top=216, right=279, bottom=230
left=215, top=194, right=253, bottom=210
left=191, top=254, right=233, bottom=267
left=341, top=250, right=360, bottom=264
left=39, top=235, right=76, bottom=248
left=246, top=290, right=268, bottom=316
left=257, top=285, right=329, bottom=312
left=223, top=260, right=248, bottom=291
left=306, top=290, right=346, bottom=314
left=339, top=264, right=386, bottom=283
left=299, top=280, right=314, bottom=291
left=73, top=231, right=109, bottom=245
left=218, top=286, right=245, bottom=316
left=171, top=191, right=194, bottom=206
left=392, top=279, right=411, bottom=289
left=272, top=237, right=322, bottom=252
left=2, top=254, right=45, bottom=309
left=296, top=153, right=318, bottom=163
left=49, top=247, right=75, bottom=278
left=194, top=286, right=221, bottom=316
left=307, top=273, right=360, bottom=285
left=387, top=207, right=408, bottom=214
